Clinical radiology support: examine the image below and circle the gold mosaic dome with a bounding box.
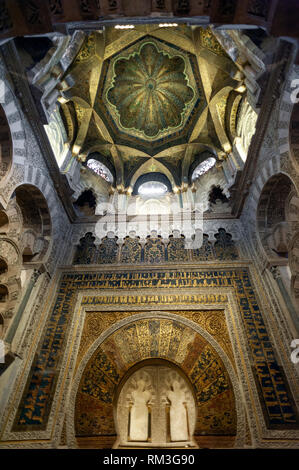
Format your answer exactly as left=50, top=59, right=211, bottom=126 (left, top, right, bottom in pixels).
left=107, top=42, right=194, bottom=138
left=58, top=27, right=244, bottom=180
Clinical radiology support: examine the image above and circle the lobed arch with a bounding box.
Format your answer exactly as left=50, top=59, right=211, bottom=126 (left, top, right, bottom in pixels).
left=0, top=181, right=54, bottom=337
left=73, top=188, right=98, bottom=217
left=114, top=358, right=197, bottom=411
left=194, top=166, right=230, bottom=212
left=209, top=185, right=229, bottom=204
left=1, top=165, right=60, bottom=260
left=71, top=169, right=111, bottom=215
left=0, top=197, right=23, bottom=239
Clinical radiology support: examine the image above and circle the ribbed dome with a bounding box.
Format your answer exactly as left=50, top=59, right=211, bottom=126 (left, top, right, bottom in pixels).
left=107, top=42, right=194, bottom=138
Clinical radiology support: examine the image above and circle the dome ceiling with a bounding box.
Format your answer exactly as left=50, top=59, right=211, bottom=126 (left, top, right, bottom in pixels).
left=58, top=25, right=244, bottom=189
left=105, top=40, right=200, bottom=140
left=90, top=32, right=208, bottom=155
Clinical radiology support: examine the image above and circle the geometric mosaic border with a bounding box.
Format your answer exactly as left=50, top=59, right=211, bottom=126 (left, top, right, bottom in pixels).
left=12, top=268, right=299, bottom=432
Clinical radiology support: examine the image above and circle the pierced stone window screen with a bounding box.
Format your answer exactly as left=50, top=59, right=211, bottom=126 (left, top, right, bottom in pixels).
left=191, top=157, right=216, bottom=181
left=87, top=159, right=114, bottom=183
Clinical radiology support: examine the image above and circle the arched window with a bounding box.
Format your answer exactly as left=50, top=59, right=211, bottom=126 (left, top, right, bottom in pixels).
left=133, top=173, right=172, bottom=198
left=87, top=159, right=114, bottom=183
left=191, top=157, right=216, bottom=182
left=138, top=181, right=168, bottom=197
